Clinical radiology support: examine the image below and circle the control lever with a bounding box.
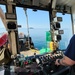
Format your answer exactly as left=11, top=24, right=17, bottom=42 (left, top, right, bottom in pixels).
left=35, top=58, right=48, bottom=75
left=36, top=58, right=40, bottom=64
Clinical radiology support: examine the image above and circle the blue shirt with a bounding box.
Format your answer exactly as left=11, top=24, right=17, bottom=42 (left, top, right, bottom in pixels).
left=64, top=35, right=75, bottom=61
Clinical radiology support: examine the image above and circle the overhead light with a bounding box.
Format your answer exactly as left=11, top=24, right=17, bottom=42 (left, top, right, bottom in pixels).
left=52, top=0, right=56, bottom=9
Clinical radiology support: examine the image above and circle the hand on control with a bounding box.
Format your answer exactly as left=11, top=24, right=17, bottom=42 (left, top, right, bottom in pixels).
left=55, top=59, right=60, bottom=66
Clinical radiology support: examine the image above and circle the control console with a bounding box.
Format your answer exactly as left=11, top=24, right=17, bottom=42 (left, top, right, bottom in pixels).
left=9, top=50, right=69, bottom=75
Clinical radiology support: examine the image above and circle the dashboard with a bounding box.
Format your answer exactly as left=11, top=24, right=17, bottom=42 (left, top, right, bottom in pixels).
left=13, top=50, right=70, bottom=75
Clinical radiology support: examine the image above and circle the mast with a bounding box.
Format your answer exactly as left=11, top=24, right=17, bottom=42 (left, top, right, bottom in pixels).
left=23, top=8, right=30, bottom=49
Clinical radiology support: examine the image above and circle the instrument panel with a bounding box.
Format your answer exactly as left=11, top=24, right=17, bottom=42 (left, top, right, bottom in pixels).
left=12, top=50, right=69, bottom=75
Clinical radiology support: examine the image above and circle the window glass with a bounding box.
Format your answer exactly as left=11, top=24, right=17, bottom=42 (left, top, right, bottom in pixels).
left=57, top=13, right=72, bottom=50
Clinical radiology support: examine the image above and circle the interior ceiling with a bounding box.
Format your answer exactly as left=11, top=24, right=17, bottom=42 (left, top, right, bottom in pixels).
left=0, top=0, right=75, bottom=7
left=40, top=0, right=75, bottom=7
left=40, top=0, right=51, bottom=5
left=56, top=0, right=75, bottom=6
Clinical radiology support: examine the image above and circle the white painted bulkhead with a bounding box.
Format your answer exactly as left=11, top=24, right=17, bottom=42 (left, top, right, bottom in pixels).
left=71, top=5, right=75, bottom=34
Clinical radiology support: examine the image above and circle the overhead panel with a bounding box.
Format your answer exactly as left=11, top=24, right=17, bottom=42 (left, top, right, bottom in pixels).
left=56, top=0, right=75, bottom=7
left=0, top=0, right=75, bottom=13
left=40, top=0, right=51, bottom=6
left=0, top=0, right=75, bottom=8
left=32, top=0, right=39, bottom=6
left=56, top=0, right=75, bottom=14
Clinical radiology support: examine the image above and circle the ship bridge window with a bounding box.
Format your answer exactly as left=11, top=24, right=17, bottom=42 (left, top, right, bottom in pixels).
left=56, top=13, right=72, bottom=50
left=16, top=7, right=50, bottom=52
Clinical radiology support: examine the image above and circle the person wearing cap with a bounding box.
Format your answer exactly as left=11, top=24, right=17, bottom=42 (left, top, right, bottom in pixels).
left=55, top=35, right=75, bottom=66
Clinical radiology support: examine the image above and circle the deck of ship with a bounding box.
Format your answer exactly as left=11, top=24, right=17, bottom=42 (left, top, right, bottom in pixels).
left=20, top=49, right=40, bottom=56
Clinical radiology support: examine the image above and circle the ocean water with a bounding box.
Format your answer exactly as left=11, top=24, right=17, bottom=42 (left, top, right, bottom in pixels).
left=18, top=28, right=73, bottom=50
left=18, top=28, right=49, bottom=50
left=0, top=28, right=72, bottom=50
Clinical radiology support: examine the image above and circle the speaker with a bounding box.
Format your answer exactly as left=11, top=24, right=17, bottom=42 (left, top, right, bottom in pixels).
left=53, top=22, right=61, bottom=30
left=57, top=35, right=61, bottom=41
left=7, top=22, right=16, bottom=29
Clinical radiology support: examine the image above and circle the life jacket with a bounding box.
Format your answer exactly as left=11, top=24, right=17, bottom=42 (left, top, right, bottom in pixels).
left=0, top=48, right=11, bottom=65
